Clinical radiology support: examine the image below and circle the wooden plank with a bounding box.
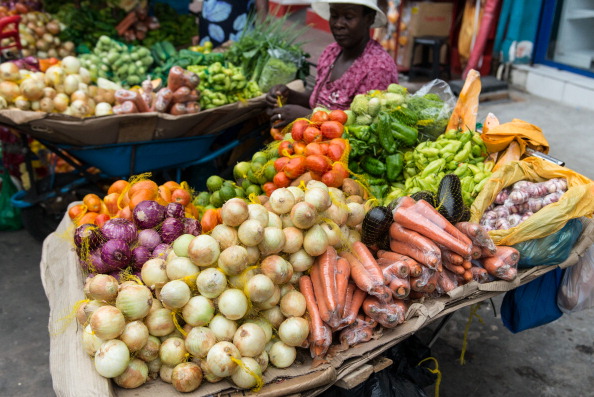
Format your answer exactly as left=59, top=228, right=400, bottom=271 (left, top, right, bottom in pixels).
left=372, top=357, right=393, bottom=373
left=334, top=364, right=374, bottom=390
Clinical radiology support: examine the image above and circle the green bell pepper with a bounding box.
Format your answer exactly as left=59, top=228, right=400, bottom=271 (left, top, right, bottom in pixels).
left=361, top=156, right=386, bottom=177
left=391, top=119, right=418, bottom=146
left=376, top=113, right=398, bottom=154
left=386, top=153, right=404, bottom=181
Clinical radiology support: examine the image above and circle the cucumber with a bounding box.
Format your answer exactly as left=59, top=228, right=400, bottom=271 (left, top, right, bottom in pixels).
left=161, top=41, right=177, bottom=58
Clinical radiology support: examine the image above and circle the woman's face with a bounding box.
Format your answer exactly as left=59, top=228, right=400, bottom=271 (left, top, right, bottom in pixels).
left=329, top=4, right=374, bottom=49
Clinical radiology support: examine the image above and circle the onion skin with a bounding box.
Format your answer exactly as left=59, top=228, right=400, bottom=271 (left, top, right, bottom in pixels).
left=133, top=200, right=166, bottom=229
left=131, top=246, right=151, bottom=270
left=221, top=198, right=249, bottom=227
left=101, top=218, right=137, bottom=243
left=137, top=229, right=161, bottom=251
left=74, top=223, right=103, bottom=251
left=119, top=321, right=149, bottom=352
left=101, top=239, right=132, bottom=270
left=233, top=323, right=266, bottom=357
left=166, top=202, right=185, bottom=218
left=137, top=336, right=161, bottom=362
left=144, top=308, right=175, bottom=337
left=114, top=358, right=148, bottom=389
left=90, top=305, right=126, bottom=340
left=171, top=362, right=203, bottom=392
left=159, top=337, right=187, bottom=367
left=161, top=217, right=184, bottom=244
left=94, top=339, right=130, bottom=378
left=208, top=314, right=237, bottom=342
left=188, top=235, right=220, bottom=267
left=269, top=341, right=296, bottom=368
left=231, top=357, right=262, bottom=389
left=185, top=326, right=216, bottom=358
left=115, top=283, right=152, bottom=320
left=278, top=317, right=309, bottom=347
left=206, top=341, right=241, bottom=377
left=182, top=218, right=202, bottom=236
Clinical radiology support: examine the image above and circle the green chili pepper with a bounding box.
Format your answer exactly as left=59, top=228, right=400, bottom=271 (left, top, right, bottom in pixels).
left=349, top=161, right=363, bottom=174
left=459, top=130, right=472, bottom=144
left=417, top=177, right=434, bottom=191
left=473, top=172, right=486, bottom=183
left=471, top=145, right=482, bottom=157
left=391, top=119, right=418, bottom=146
left=418, top=147, right=440, bottom=157
left=348, top=125, right=371, bottom=141
left=444, top=129, right=459, bottom=139
left=446, top=161, right=458, bottom=170
left=474, top=177, right=489, bottom=194
left=439, top=141, right=462, bottom=155
left=472, top=133, right=484, bottom=146
left=421, top=158, right=446, bottom=178
left=454, top=141, right=472, bottom=162
left=361, top=156, right=386, bottom=177
left=386, top=153, right=404, bottom=181
left=370, top=184, right=389, bottom=199
left=453, top=163, right=469, bottom=177
left=376, top=114, right=398, bottom=154
left=467, top=164, right=481, bottom=175
left=484, top=162, right=494, bottom=172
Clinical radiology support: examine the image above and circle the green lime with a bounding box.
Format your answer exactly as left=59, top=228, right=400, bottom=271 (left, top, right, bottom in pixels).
left=235, top=187, right=246, bottom=198
left=263, top=164, right=276, bottom=181
left=241, top=178, right=252, bottom=191
left=246, top=185, right=262, bottom=196
left=252, top=151, right=268, bottom=164
left=251, top=161, right=263, bottom=173
left=222, top=180, right=235, bottom=189
left=247, top=169, right=260, bottom=184
left=206, top=175, right=224, bottom=192
left=210, top=191, right=223, bottom=207
left=234, top=161, right=251, bottom=180
left=204, top=204, right=215, bottom=210
left=257, top=173, right=268, bottom=185
left=195, top=191, right=211, bottom=207
left=219, top=185, right=237, bottom=203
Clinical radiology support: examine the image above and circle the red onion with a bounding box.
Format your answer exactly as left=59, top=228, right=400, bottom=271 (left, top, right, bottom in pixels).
left=137, top=229, right=161, bottom=250
left=166, top=203, right=185, bottom=218
left=101, top=239, right=132, bottom=269
left=109, top=270, right=123, bottom=281
left=81, top=249, right=118, bottom=274
left=160, top=218, right=184, bottom=244
left=74, top=223, right=104, bottom=251
left=133, top=200, right=166, bottom=229
left=152, top=243, right=170, bottom=259
left=183, top=218, right=202, bottom=236
left=102, top=219, right=137, bottom=244
left=132, top=246, right=151, bottom=270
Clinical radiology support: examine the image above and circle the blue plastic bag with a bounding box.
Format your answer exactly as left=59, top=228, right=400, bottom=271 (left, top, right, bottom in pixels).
left=513, top=218, right=583, bottom=268
left=501, top=267, right=564, bottom=333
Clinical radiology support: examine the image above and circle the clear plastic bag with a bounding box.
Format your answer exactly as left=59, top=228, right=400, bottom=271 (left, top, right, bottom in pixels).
left=513, top=218, right=583, bottom=268
left=557, top=244, right=594, bottom=314
left=258, top=48, right=300, bottom=92
left=407, top=79, right=457, bottom=141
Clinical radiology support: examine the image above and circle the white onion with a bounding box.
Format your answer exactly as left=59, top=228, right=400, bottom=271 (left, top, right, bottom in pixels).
left=90, top=306, right=125, bottom=340
left=0, top=62, right=20, bottom=81
left=141, top=258, right=168, bottom=290
left=64, top=74, right=80, bottom=95
left=88, top=274, right=119, bottom=302
left=78, top=66, right=91, bottom=84
left=233, top=323, right=266, bottom=357
left=324, top=204, right=349, bottom=226
left=218, top=289, right=248, bottom=320
left=210, top=224, right=239, bottom=250
left=303, top=224, right=329, bottom=256
left=254, top=350, right=269, bottom=372
left=188, top=235, right=220, bottom=267
left=144, top=308, right=175, bottom=337
left=228, top=267, right=258, bottom=289
left=347, top=228, right=361, bottom=246
left=246, top=246, right=260, bottom=265
left=114, top=358, right=148, bottom=389
left=119, top=320, right=149, bottom=352
left=136, top=335, right=160, bottom=362
left=159, top=337, right=187, bottom=366
left=218, top=245, right=248, bottom=276
left=231, top=357, right=262, bottom=389
left=279, top=283, right=296, bottom=297
left=53, top=93, right=69, bottom=112
left=79, top=300, right=106, bottom=325
left=160, top=280, right=191, bottom=309
left=304, top=187, right=331, bottom=212
left=278, top=317, right=309, bottom=347
left=260, top=307, right=285, bottom=329
left=270, top=188, right=295, bottom=214
left=289, top=272, right=302, bottom=285
left=172, top=362, right=203, bottom=392
left=269, top=341, right=297, bottom=368
left=94, top=339, right=130, bottom=378
left=161, top=329, right=185, bottom=342
left=20, top=77, right=45, bottom=101
left=82, top=324, right=104, bottom=356
left=328, top=187, right=346, bottom=203
left=346, top=202, right=365, bottom=227
left=244, top=319, right=273, bottom=342
left=195, top=268, right=227, bottom=299
left=172, top=234, right=195, bottom=258
left=261, top=255, right=293, bottom=284
left=221, top=198, right=249, bottom=227
left=282, top=227, right=303, bottom=254
left=237, top=219, right=264, bottom=246
left=287, top=186, right=305, bottom=203
left=209, top=314, right=237, bottom=342
left=206, top=341, right=241, bottom=377
left=280, top=290, right=307, bottom=317
left=306, top=180, right=328, bottom=191
left=267, top=211, right=283, bottom=228
left=166, top=257, right=199, bottom=281
left=182, top=296, right=214, bottom=326
left=289, top=249, right=315, bottom=272
left=149, top=298, right=163, bottom=314
left=147, top=358, right=161, bottom=378
left=244, top=274, right=275, bottom=303
left=256, top=287, right=281, bottom=310
left=247, top=204, right=269, bottom=228
left=62, top=56, right=81, bottom=74
left=281, top=214, right=294, bottom=228
left=290, top=201, right=318, bottom=229
left=258, top=227, right=285, bottom=255
left=116, top=284, right=152, bottom=320
left=39, top=97, right=54, bottom=112
left=94, top=102, right=112, bottom=116
left=185, top=327, right=216, bottom=358
left=160, top=364, right=174, bottom=383
left=198, top=358, right=223, bottom=383
left=320, top=221, right=342, bottom=247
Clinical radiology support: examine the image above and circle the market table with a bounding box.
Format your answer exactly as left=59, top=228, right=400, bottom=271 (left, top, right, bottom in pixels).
left=40, top=211, right=594, bottom=397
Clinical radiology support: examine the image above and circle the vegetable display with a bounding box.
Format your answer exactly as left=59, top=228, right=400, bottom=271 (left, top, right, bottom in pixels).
left=17, top=10, right=75, bottom=59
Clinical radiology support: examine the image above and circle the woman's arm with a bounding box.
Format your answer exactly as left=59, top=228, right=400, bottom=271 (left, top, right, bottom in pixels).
left=255, top=0, right=269, bottom=20
left=266, top=85, right=312, bottom=108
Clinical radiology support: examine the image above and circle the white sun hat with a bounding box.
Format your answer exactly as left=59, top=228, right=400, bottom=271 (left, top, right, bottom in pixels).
left=312, top=0, right=388, bottom=28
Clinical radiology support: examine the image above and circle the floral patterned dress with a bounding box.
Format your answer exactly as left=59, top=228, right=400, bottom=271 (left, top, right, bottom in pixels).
left=198, top=0, right=255, bottom=47
left=309, top=39, right=399, bottom=110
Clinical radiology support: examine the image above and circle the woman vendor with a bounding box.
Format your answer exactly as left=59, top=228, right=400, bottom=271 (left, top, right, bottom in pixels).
left=266, top=0, right=398, bottom=128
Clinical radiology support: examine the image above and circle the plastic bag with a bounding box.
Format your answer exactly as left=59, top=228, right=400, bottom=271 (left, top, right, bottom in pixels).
left=514, top=218, right=583, bottom=268
left=471, top=157, right=594, bottom=245
left=500, top=267, right=564, bottom=333
left=258, top=48, right=300, bottom=92
left=0, top=170, right=22, bottom=231
left=407, top=79, right=456, bottom=141
left=557, top=244, right=594, bottom=313
left=481, top=118, right=550, bottom=155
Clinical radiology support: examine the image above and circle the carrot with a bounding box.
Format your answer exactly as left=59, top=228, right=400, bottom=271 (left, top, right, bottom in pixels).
left=362, top=296, right=405, bottom=328
left=470, top=266, right=489, bottom=283
left=342, top=283, right=356, bottom=320
left=309, top=262, right=332, bottom=323
left=408, top=290, right=426, bottom=300
left=411, top=200, right=473, bottom=247
left=389, top=240, right=442, bottom=271
left=378, top=259, right=410, bottom=281
left=299, top=276, right=326, bottom=349
left=491, top=246, right=520, bottom=265
left=407, top=261, right=423, bottom=278
left=440, top=248, right=464, bottom=266
left=442, top=260, right=465, bottom=275
left=388, top=276, right=410, bottom=299
left=470, top=245, right=482, bottom=260
left=343, top=287, right=367, bottom=326
left=462, top=260, right=472, bottom=270
left=480, top=246, right=496, bottom=258
left=319, top=247, right=339, bottom=316
left=390, top=196, right=416, bottom=217
left=394, top=205, right=472, bottom=257
left=339, top=315, right=376, bottom=346
left=377, top=250, right=419, bottom=269
left=437, top=269, right=458, bottom=293
left=482, top=248, right=519, bottom=281
left=389, top=223, right=443, bottom=269
left=462, top=270, right=473, bottom=282
left=352, top=242, right=384, bottom=282
left=410, top=268, right=438, bottom=293
left=341, top=252, right=390, bottom=302
left=335, top=257, right=351, bottom=319
left=455, top=222, right=497, bottom=253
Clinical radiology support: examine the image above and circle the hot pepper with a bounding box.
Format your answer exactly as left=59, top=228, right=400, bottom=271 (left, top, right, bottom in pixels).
left=361, top=156, right=386, bottom=177
left=386, top=153, right=404, bottom=181
left=391, top=119, right=418, bottom=146
left=348, top=125, right=371, bottom=141
left=375, top=113, right=398, bottom=154
left=420, top=158, right=446, bottom=178
left=454, top=141, right=472, bottom=162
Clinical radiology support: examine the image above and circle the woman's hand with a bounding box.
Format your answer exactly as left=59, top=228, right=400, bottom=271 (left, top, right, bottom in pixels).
left=267, top=104, right=311, bottom=129
left=265, top=84, right=291, bottom=108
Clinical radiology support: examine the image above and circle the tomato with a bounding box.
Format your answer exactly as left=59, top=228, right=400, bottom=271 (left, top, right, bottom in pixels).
left=129, top=180, right=158, bottom=198
left=103, top=193, right=120, bottom=215
left=163, top=181, right=182, bottom=192
left=129, top=189, right=157, bottom=210
left=321, top=170, right=345, bottom=188
left=293, top=141, right=306, bottom=155
left=172, top=188, right=191, bottom=206
left=319, top=142, right=329, bottom=156
left=263, top=181, right=278, bottom=196
left=305, top=154, right=331, bottom=174
left=291, top=119, right=309, bottom=141
left=78, top=212, right=99, bottom=226
left=330, top=138, right=348, bottom=152
left=309, top=171, right=323, bottom=181
left=311, top=110, right=330, bottom=123
left=303, top=126, right=322, bottom=143
left=320, top=120, right=344, bottom=140
left=83, top=193, right=102, bottom=213
left=278, top=140, right=294, bottom=157
left=95, top=214, right=110, bottom=228
left=284, top=156, right=306, bottom=179
left=270, top=127, right=284, bottom=141
left=327, top=143, right=344, bottom=162
left=201, top=209, right=220, bottom=233
left=329, top=109, right=348, bottom=124
left=332, top=161, right=350, bottom=179
left=158, top=185, right=172, bottom=203
left=304, top=142, right=324, bottom=156
left=108, top=179, right=129, bottom=195
left=68, top=203, right=87, bottom=220
left=274, top=157, right=290, bottom=172
left=273, top=171, right=292, bottom=187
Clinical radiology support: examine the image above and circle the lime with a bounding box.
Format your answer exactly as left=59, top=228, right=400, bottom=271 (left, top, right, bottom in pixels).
left=251, top=161, right=263, bottom=173
left=206, top=175, right=224, bottom=192
left=195, top=191, right=211, bottom=207
left=204, top=204, right=215, bottom=210
left=234, top=161, right=251, bottom=180
left=247, top=169, right=260, bottom=184
left=252, top=151, right=268, bottom=164
left=241, top=178, right=252, bottom=191
left=210, top=191, right=223, bottom=207
left=263, top=164, right=276, bottom=181
left=246, top=185, right=262, bottom=196
left=257, top=173, right=268, bottom=185
left=219, top=185, right=237, bottom=203
left=222, top=180, right=235, bottom=190
left=235, top=187, right=246, bottom=198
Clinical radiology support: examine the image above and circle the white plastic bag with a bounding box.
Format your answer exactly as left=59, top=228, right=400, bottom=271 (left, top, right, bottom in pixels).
left=557, top=244, right=594, bottom=313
